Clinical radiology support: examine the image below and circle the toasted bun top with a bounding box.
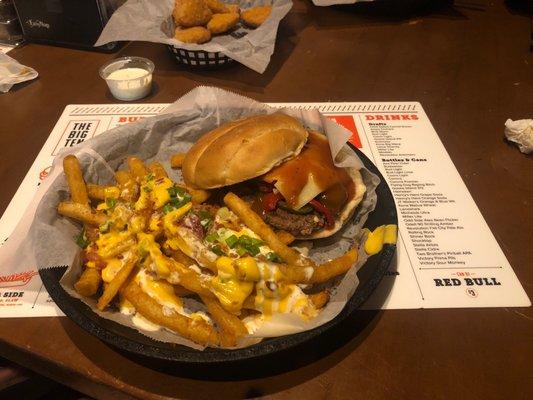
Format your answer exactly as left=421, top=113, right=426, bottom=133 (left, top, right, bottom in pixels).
left=182, top=113, right=308, bottom=189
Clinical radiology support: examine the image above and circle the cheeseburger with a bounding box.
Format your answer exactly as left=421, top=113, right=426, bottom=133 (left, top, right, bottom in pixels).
left=182, top=113, right=366, bottom=239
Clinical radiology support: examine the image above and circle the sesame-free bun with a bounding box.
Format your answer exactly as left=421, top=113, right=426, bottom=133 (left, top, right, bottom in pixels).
left=182, top=113, right=308, bottom=189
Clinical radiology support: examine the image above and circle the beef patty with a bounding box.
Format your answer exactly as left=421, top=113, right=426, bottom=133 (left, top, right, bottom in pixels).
left=264, top=207, right=325, bottom=237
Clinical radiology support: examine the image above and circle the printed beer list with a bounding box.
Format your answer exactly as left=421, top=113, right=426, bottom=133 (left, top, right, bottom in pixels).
left=0, top=102, right=529, bottom=317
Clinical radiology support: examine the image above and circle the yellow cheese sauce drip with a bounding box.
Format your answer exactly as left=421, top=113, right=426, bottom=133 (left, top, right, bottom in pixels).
left=135, top=270, right=183, bottom=312
left=364, top=224, right=398, bottom=256
left=210, top=257, right=254, bottom=313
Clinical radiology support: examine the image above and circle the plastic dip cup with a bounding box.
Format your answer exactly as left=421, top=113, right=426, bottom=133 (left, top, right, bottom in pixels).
left=99, top=56, right=155, bottom=101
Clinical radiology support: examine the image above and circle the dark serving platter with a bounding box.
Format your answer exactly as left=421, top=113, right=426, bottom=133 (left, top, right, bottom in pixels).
left=40, top=144, right=397, bottom=367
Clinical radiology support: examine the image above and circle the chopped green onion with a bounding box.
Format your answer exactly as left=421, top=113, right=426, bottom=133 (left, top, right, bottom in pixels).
left=75, top=227, right=89, bottom=249
left=246, top=245, right=260, bottom=257
left=142, top=186, right=152, bottom=193
left=225, top=235, right=239, bottom=248
left=139, top=247, right=149, bottom=262
left=266, top=252, right=282, bottom=263
left=146, top=173, right=155, bottom=181
left=239, top=235, right=264, bottom=247
left=105, top=197, right=117, bottom=209
left=211, top=245, right=225, bottom=256
left=205, top=233, right=219, bottom=243
left=99, top=221, right=112, bottom=234
left=236, top=247, right=247, bottom=257
left=162, top=204, right=174, bottom=214
left=167, top=185, right=187, bottom=199
left=198, top=210, right=213, bottom=228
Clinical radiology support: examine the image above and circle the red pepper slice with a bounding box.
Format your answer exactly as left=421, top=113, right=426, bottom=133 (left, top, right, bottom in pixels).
left=262, top=192, right=283, bottom=212
left=309, top=199, right=335, bottom=229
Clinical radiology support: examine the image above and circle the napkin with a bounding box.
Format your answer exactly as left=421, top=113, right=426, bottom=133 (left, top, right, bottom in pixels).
left=504, top=119, right=533, bottom=154
left=0, top=53, right=38, bottom=93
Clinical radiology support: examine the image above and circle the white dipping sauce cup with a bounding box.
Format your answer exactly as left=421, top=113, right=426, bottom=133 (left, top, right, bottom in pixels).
left=99, top=57, right=155, bottom=101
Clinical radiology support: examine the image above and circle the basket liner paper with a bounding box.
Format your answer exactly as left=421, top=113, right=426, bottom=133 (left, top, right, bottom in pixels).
left=95, top=0, right=292, bottom=73
left=9, top=86, right=379, bottom=349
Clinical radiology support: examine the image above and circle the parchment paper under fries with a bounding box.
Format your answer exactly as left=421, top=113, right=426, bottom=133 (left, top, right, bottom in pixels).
left=7, top=86, right=379, bottom=349
left=95, top=0, right=292, bottom=74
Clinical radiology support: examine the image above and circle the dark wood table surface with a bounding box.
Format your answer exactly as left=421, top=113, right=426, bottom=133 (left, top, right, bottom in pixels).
left=1, top=1, right=532, bottom=399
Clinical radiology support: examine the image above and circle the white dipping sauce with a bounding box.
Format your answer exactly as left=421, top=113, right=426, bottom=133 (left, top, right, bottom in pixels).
left=104, top=67, right=152, bottom=101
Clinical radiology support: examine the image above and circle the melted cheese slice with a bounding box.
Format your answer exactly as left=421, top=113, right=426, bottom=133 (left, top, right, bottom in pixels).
left=264, top=132, right=349, bottom=210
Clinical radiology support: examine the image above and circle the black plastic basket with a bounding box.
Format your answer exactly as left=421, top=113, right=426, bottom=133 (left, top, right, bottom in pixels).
left=167, top=45, right=234, bottom=68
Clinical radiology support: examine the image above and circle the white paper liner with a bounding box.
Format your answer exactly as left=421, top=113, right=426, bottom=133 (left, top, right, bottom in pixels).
left=95, top=0, right=292, bottom=73
left=3, top=86, right=379, bottom=349
left=0, top=52, right=38, bottom=93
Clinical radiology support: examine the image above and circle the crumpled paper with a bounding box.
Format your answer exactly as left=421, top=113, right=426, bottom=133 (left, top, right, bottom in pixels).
left=0, top=53, right=38, bottom=93
left=312, top=0, right=374, bottom=6
left=504, top=119, right=533, bottom=154
left=1, top=86, right=379, bottom=349
left=95, top=0, right=292, bottom=73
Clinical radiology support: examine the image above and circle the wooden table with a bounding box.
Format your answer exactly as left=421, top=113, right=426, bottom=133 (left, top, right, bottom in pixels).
left=1, top=1, right=531, bottom=399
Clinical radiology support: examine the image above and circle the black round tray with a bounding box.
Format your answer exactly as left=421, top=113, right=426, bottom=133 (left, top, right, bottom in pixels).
left=40, top=145, right=397, bottom=366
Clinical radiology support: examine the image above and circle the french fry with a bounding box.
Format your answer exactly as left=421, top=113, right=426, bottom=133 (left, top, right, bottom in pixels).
left=165, top=258, right=214, bottom=298
left=235, top=248, right=357, bottom=285
left=201, top=295, right=248, bottom=347
left=307, top=248, right=357, bottom=284
left=87, top=184, right=120, bottom=201
left=308, top=290, right=329, bottom=309
left=170, top=232, right=218, bottom=273
left=189, top=188, right=211, bottom=204
left=148, top=161, right=169, bottom=179
left=115, top=170, right=133, bottom=185
left=165, top=247, right=196, bottom=266
left=115, top=170, right=139, bottom=202
left=276, top=230, right=295, bottom=245
left=58, top=202, right=107, bottom=226
left=176, top=184, right=210, bottom=204
left=174, top=285, right=194, bottom=297
left=74, top=267, right=102, bottom=297
left=127, top=156, right=149, bottom=182
left=279, top=248, right=358, bottom=284
left=63, top=155, right=89, bottom=206
left=170, top=153, right=186, bottom=169
left=97, top=237, right=136, bottom=259
left=122, top=281, right=220, bottom=346
left=97, top=252, right=139, bottom=310
left=223, top=192, right=314, bottom=268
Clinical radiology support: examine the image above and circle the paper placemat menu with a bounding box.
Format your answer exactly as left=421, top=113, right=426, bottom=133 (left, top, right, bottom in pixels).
left=0, top=102, right=529, bottom=317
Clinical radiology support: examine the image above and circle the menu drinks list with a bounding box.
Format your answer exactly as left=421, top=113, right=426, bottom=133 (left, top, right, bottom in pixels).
left=0, top=102, right=529, bottom=317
